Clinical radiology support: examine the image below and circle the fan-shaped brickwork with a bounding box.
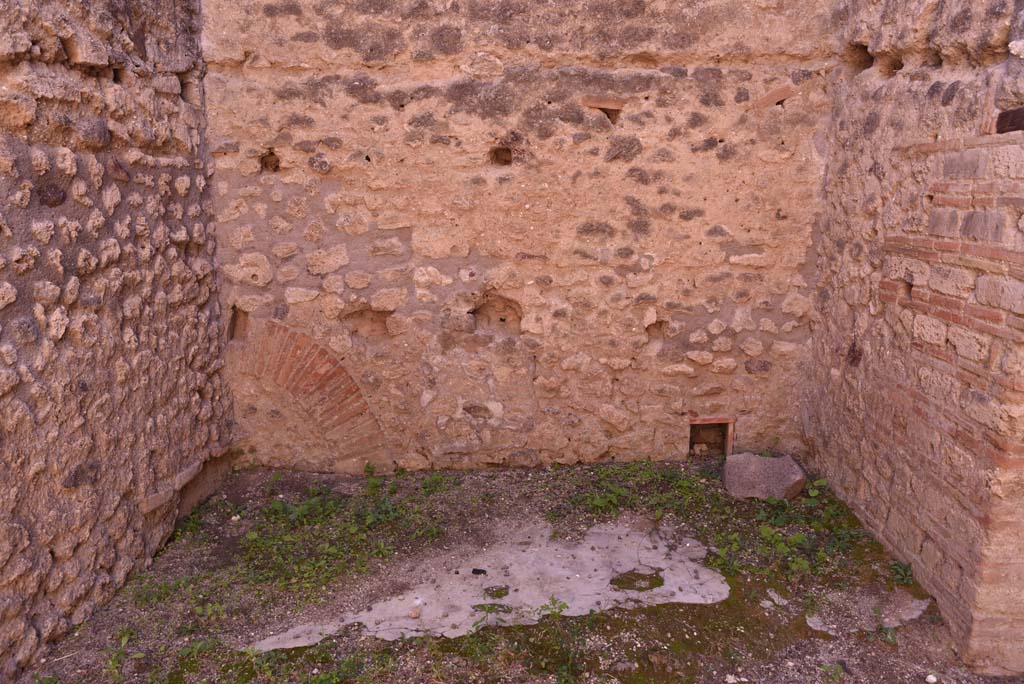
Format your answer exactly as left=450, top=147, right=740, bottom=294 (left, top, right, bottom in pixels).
left=231, top=321, right=388, bottom=470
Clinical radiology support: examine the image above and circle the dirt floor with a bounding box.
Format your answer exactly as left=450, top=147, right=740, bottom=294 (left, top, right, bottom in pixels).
left=18, top=459, right=1024, bottom=684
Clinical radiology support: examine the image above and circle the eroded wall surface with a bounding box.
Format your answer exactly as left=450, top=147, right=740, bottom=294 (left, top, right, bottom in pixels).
left=204, top=0, right=836, bottom=473
left=806, top=0, right=1024, bottom=673
left=0, top=1, right=229, bottom=676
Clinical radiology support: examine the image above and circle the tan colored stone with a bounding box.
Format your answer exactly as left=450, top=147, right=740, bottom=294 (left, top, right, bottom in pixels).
left=285, top=287, right=319, bottom=304
left=224, top=253, right=272, bottom=287
left=306, top=245, right=350, bottom=275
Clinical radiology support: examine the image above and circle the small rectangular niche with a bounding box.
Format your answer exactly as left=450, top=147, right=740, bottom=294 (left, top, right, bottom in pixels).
left=996, top=107, right=1024, bottom=134
left=581, top=96, right=626, bottom=124
left=688, top=417, right=735, bottom=457
left=227, top=306, right=249, bottom=341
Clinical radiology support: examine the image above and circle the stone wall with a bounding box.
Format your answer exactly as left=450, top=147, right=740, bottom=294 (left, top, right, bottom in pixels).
left=0, top=1, right=229, bottom=677
left=204, top=0, right=836, bottom=473
left=805, top=0, right=1024, bottom=674
left=2, top=0, right=1022, bottom=677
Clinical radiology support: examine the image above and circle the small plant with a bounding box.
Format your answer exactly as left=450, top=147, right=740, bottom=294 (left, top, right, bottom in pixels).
left=820, top=662, right=844, bottom=681
left=170, top=509, right=203, bottom=541
left=103, top=627, right=142, bottom=682
left=193, top=600, right=227, bottom=621
left=516, top=598, right=586, bottom=683
left=878, top=626, right=899, bottom=645
left=537, top=596, right=569, bottom=619
left=131, top=574, right=189, bottom=607
left=421, top=472, right=460, bottom=496
left=802, top=479, right=829, bottom=507
left=890, top=561, right=915, bottom=586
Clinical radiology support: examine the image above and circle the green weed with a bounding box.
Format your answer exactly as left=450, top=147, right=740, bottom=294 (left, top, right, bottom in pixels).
left=890, top=561, right=915, bottom=586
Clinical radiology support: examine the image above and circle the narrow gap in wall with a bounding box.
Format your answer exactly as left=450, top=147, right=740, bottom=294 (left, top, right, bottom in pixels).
left=689, top=423, right=729, bottom=457
left=489, top=146, right=513, bottom=166
left=180, top=75, right=201, bottom=105
left=260, top=149, right=280, bottom=173
left=598, top=107, right=621, bottom=124
left=227, top=306, right=249, bottom=341
left=996, top=107, right=1024, bottom=134
left=112, top=67, right=124, bottom=84
left=844, top=42, right=875, bottom=74
left=846, top=340, right=863, bottom=367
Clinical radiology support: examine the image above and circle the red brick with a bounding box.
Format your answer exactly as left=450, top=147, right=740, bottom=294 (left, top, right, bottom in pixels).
left=963, top=244, right=1024, bottom=266
left=285, top=347, right=329, bottom=392
left=267, top=330, right=299, bottom=383
left=253, top=322, right=285, bottom=377
left=274, top=334, right=312, bottom=387
left=321, top=403, right=373, bottom=433
left=307, top=367, right=349, bottom=396
left=928, top=291, right=967, bottom=312
left=965, top=303, right=1008, bottom=324
left=932, top=194, right=974, bottom=209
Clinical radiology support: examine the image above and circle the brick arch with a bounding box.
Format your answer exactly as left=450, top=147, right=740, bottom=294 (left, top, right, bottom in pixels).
left=234, top=320, right=388, bottom=465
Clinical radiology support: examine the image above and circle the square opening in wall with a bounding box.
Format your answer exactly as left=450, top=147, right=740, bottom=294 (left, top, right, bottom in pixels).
left=689, top=418, right=735, bottom=457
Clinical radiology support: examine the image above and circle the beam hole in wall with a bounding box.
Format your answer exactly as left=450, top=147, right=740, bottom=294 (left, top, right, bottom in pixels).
left=582, top=97, right=626, bottom=125
left=996, top=107, right=1024, bottom=134
left=597, top=107, right=621, bottom=124
left=689, top=418, right=735, bottom=457
left=471, top=293, right=522, bottom=335
left=878, top=54, right=904, bottom=78
left=844, top=42, right=874, bottom=74
left=112, top=67, right=125, bottom=84
left=227, top=306, right=249, bottom=341
left=489, top=146, right=514, bottom=165
left=259, top=149, right=281, bottom=173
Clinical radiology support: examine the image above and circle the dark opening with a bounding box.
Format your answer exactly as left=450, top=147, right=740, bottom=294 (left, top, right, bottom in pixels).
left=227, top=306, right=249, bottom=341
left=259, top=149, right=281, bottom=173
left=878, top=54, right=904, bottom=77
left=689, top=422, right=729, bottom=457
left=846, top=340, right=863, bottom=367
left=489, top=146, right=513, bottom=165
left=470, top=293, right=522, bottom=335
left=598, top=107, right=621, bottom=124
left=844, top=42, right=874, bottom=73
left=112, top=67, right=124, bottom=84
left=996, top=107, right=1024, bottom=134
left=922, top=49, right=943, bottom=68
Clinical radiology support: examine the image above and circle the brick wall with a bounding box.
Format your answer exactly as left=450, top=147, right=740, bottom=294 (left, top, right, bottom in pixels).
left=806, top=0, right=1024, bottom=673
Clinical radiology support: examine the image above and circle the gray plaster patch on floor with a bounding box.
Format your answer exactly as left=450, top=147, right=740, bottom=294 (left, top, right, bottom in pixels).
left=805, top=587, right=931, bottom=636
left=251, top=516, right=730, bottom=651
